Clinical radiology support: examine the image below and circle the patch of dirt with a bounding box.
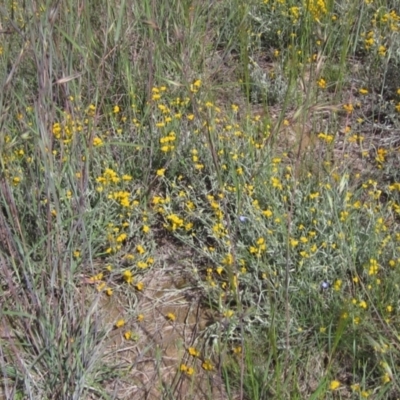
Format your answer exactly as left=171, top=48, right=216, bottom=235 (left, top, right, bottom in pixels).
left=98, top=259, right=233, bottom=400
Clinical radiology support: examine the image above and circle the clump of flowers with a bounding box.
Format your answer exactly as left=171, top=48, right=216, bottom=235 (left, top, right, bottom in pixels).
left=188, top=347, right=200, bottom=357
left=202, top=359, right=214, bottom=371
left=122, top=270, right=134, bottom=284
left=180, top=364, right=194, bottom=376
left=305, top=0, right=327, bottom=22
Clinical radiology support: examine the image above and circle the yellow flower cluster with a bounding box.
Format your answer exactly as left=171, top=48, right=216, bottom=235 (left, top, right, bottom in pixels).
left=122, top=270, right=134, bottom=284
left=108, top=190, right=131, bottom=207
left=202, top=359, right=214, bottom=371
left=165, top=213, right=184, bottom=231
left=151, top=86, right=167, bottom=101
left=52, top=113, right=84, bottom=144
left=367, top=259, right=379, bottom=275
left=160, top=131, right=176, bottom=153
left=180, top=364, right=194, bottom=376
left=188, top=347, right=200, bottom=357
left=249, top=237, right=267, bottom=257
left=318, top=133, right=334, bottom=144
left=190, top=79, right=201, bottom=94
left=375, top=148, right=387, bottom=165
left=96, top=168, right=121, bottom=186
left=305, top=0, right=327, bottom=21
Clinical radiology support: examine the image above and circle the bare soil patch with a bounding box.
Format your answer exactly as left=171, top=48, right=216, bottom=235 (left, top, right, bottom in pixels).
left=97, top=254, right=232, bottom=400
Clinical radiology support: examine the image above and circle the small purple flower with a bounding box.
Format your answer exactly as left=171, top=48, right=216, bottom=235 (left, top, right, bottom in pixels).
left=321, top=281, right=330, bottom=290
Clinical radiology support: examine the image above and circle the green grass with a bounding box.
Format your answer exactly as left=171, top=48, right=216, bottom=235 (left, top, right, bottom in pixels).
left=1, top=0, right=400, bottom=398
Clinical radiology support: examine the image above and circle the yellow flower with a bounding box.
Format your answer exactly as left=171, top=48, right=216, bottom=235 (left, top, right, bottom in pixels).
left=73, top=250, right=80, bottom=258
left=221, top=254, right=233, bottom=267
left=137, top=314, right=144, bottom=322
left=329, top=380, right=341, bottom=390
left=135, top=282, right=144, bottom=291
left=89, top=273, right=104, bottom=283
left=317, top=78, right=326, bottom=89
left=223, top=310, right=234, bottom=318
left=382, top=372, right=391, bottom=383
left=193, top=79, right=201, bottom=88
left=156, top=168, right=165, bottom=177
left=147, top=257, right=154, bottom=265
left=318, top=133, right=334, bottom=143
left=180, top=364, right=188, bottom=372
left=343, top=103, right=354, bottom=113
left=188, top=347, right=200, bottom=357
left=233, top=346, right=242, bottom=354
left=124, top=331, right=132, bottom=340
left=93, top=137, right=103, bottom=146
left=359, top=300, right=368, bottom=309
left=87, top=104, right=96, bottom=115
left=185, top=366, right=194, bottom=376
left=375, top=148, right=387, bottom=164
left=256, top=237, right=265, bottom=246
left=166, top=214, right=184, bottom=231
left=190, top=79, right=201, bottom=93
left=166, top=312, right=176, bottom=322
left=105, top=288, right=113, bottom=296
left=333, top=279, right=342, bottom=291
left=12, top=176, right=21, bottom=186
left=351, top=383, right=360, bottom=392
left=122, top=270, right=134, bottom=284
left=368, top=259, right=379, bottom=275
left=116, top=233, right=127, bottom=242
left=137, top=261, right=147, bottom=269
left=202, top=359, right=214, bottom=371
left=115, top=319, right=125, bottom=328
left=180, top=364, right=195, bottom=376
left=263, top=209, right=273, bottom=217
left=249, top=245, right=258, bottom=254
